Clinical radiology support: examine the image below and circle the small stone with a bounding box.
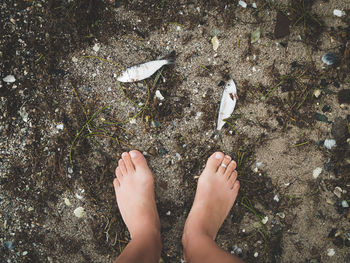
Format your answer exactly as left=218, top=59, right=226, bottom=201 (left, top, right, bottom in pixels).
left=28, top=207, right=34, bottom=211
left=342, top=200, right=349, bottom=208
left=74, top=207, right=85, bottom=218
left=333, top=9, right=345, bottom=17
left=238, top=0, right=247, bottom=8
left=313, top=89, right=321, bottom=98
left=3, top=75, right=16, bottom=83
left=64, top=198, right=72, bottom=206
left=254, top=252, right=259, bottom=257
left=68, top=167, right=73, bottom=174
left=322, top=53, right=337, bottom=65
left=22, top=251, right=28, bottom=256
left=324, top=139, right=336, bottom=150
left=4, top=241, right=15, bottom=250
left=93, top=43, right=100, bottom=52
left=273, top=195, right=279, bottom=202
left=252, top=2, right=257, bottom=8
left=313, top=167, right=322, bottom=179
left=72, top=57, right=78, bottom=63
left=155, top=90, right=164, bottom=100
left=166, top=211, right=171, bottom=216
left=333, top=186, right=342, bottom=198
left=211, top=36, right=219, bottom=51
left=327, top=248, right=335, bottom=257
left=56, top=123, right=64, bottom=130
left=261, top=216, right=268, bottom=224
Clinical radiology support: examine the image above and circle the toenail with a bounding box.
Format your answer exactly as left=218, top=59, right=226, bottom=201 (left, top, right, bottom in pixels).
left=215, top=153, right=223, bottom=159
left=225, top=155, right=230, bottom=159
left=122, top=152, right=128, bottom=157
left=130, top=151, right=137, bottom=158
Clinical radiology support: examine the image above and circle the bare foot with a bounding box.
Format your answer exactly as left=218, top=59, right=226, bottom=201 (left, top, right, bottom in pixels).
left=113, top=150, right=160, bottom=238
left=183, top=152, right=240, bottom=240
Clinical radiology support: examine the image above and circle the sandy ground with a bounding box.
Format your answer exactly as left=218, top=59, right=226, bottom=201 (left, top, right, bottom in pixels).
left=1, top=0, right=350, bottom=262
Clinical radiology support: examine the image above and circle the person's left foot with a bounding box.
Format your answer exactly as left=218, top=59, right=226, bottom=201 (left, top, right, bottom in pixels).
left=113, top=150, right=160, bottom=238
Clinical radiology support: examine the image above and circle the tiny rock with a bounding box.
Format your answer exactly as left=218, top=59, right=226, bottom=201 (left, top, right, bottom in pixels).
left=324, top=139, right=336, bottom=150
left=342, top=200, right=349, bottom=208
left=254, top=252, right=259, bottom=257
left=3, top=75, right=16, bottom=83
left=261, top=216, right=268, bottom=224
left=238, top=0, right=247, bottom=8
left=56, top=123, right=64, bottom=130
left=333, top=186, right=342, bottom=198
left=312, top=167, right=322, bottom=179
left=313, top=89, right=321, bottom=98
left=211, top=36, right=219, bottom=51
left=74, top=207, right=85, bottom=218
left=155, top=90, right=165, bottom=100
left=93, top=43, right=100, bottom=52
left=273, top=195, right=280, bottom=202
left=333, top=9, right=345, bottom=17
left=327, top=248, right=335, bottom=257
left=64, top=198, right=72, bottom=206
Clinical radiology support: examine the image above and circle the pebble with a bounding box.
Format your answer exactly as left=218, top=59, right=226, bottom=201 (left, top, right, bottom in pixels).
left=3, top=241, right=15, bottom=250
left=3, top=75, right=16, bottom=83
left=71, top=57, right=78, bottom=63
left=74, top=207, right=85, bottom=218
left=22, top=251, right=28, bottom=256
left=92, top=43, right=100, bottom=52
left=324, top=139, right=336, bottom=150
left=238, top=0, right=247, bottom=8
left=342, top=200, right=349, bottom=208
left=166, top=211, right=171, bottom=216
left=261, top=216, right=268, bottom=224
left=252, top=2, right=257, bottom=8
left=155, top=90, right=164, bottom=100
left=333, top=186, right=342, bottom=198
left=322, top=53, right=337, bottom=65
left=254, top=252, right=259, bottom=257
left=333, top=9, right=345, bottom=17
left=327, top=248, right=335, bottom=257
left=313, top=89, right=321, bottom=98
left=273, top=195, right=279, bottom=202
left=56, top=123, right=64, bottom=130
left=64, top=198, right=72, bottom=206
left=312, top=167, right=322, bottom=179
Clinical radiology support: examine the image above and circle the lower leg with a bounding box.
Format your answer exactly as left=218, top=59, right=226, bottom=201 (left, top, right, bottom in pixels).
left=182, top=152, right=243, bottom=263
left=113, top=150, right=161, bottom=263
left=114, top=232, right=161, bottom=263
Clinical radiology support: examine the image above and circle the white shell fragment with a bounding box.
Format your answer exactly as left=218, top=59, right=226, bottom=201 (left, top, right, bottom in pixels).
left=117, top=59, right=174, bottom=83
left=155, top=90, right=164, bottom=100
left=3, top=75, right=16, bottom=83
left=217, top=79, right=237, bottom=130
left=324, top=139, right=336, bottom=150
left=238, top=1, right=247, bottom=8
left=327, top=248, right=335, bottom=257
left=211, top=36, right=219, bottom=51
left=252, top=2, right=257, bottom=8
left=312, top=167, right=322, bottom=179
left=261, top=216, right=268, bottom=224
left=74, top=207, right=85, bottom=218
left=333, top=9, right=345, bottom=17
left=273, top=195, right=280, bottom=202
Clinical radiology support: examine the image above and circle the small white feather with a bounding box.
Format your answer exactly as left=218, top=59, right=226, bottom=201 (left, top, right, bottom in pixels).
left=217, top=79, right=237, bottom=130
left=117, top=59, right=173, bottom=83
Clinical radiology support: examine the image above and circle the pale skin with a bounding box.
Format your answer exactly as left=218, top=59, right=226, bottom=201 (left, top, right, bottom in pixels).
left=113, top=150, right=244, bottom=263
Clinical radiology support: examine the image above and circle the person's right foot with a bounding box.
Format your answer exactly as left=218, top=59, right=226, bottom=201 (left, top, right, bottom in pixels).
left=183, top=152, right=240, bottom=240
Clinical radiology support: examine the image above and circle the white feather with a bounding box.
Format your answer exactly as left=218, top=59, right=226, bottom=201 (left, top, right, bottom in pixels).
left=117, top=59, right=173, bottom=82
left=217, top=79, right=237, bottom=130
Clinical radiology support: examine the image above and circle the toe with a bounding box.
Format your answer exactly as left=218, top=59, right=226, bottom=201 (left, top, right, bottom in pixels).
left=231, top=180, right=240, bottom=194
left=224, top=161, right=236, bottom=179
left=129, top=150, right=149, bottom=171
left=205, top=152, right=225, bottom=173
left=118, top=159, right=127, bottom=175
left=113, top=178, right=120, bottom=189
left=122, top=152, right=135, bottom=173
left=217, top=155, right=232, bottom=175
left=229, top=171, right=238, bottom=188
left=115, top=167, right=123, bottom=179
